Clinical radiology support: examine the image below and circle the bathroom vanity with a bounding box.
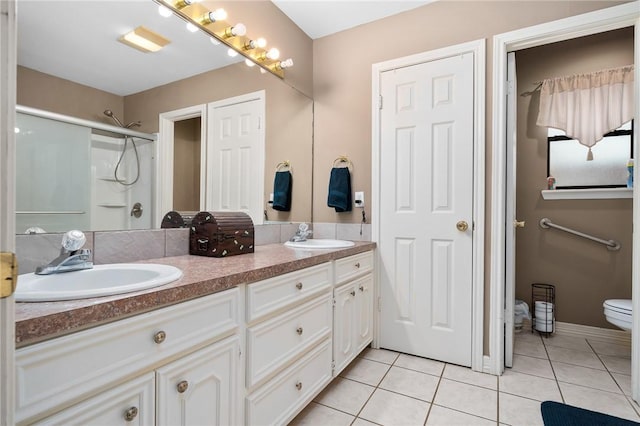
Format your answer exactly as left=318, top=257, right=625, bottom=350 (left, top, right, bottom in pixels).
left=14, top=242, right=375, bottom=425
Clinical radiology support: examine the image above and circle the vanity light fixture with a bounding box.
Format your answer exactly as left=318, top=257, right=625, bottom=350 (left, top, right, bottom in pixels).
left=275, top=58, right=294, bottom=70
left=222, top=23, right=247, bottom=38
left=198, top=8, right=227, bottom=25
left=152, top=0, right=289, bottom=78
left=245, top=58, right=255, bottom=67
left=118, top=26, right=170, bottom=53
left=210, top=37, right=221, bottom=46
left=227, top=48, right=238, bottom=58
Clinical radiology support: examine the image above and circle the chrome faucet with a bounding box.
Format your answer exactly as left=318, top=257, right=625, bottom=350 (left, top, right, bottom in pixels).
left=290, top=223, right=313, bottom=242
left=35, top=230, right=93, bottom=275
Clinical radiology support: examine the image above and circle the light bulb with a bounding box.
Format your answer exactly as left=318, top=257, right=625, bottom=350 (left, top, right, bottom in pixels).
left=255, top=37, right=267, bottom=48
left=210, top=37, right=220, bottom=46
left=226, top=23, right=246, bottom=37
left=278, top=58, right=294, bottom=69
left=211, top=8, right=227, bottom=21
left=245, top=59, right=255, bottom=67
left=186, top=22, right=199, bottom=33
left=14, top=127, right=19, bottom=134
left=227, top=48, right=238, bottom=57
left=266, top=48, right=280, bottom=60
left=158, top=5, right=173, bottom=17
left=260, top=68, right=267, bottom=74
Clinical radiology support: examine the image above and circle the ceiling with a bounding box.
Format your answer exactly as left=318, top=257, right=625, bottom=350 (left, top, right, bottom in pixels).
left=272, top=0, right=435, bottom=39
left=17, top=0, right=434, bottom=96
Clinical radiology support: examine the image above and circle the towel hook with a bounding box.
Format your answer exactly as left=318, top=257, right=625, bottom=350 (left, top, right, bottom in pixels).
left=333, top=155, right=353, bottom=171
left=275, top=160, right=291, bottom=172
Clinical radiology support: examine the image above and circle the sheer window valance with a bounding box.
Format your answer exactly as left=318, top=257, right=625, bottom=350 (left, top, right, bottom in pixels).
left=536, top=65, right=634, bottom=160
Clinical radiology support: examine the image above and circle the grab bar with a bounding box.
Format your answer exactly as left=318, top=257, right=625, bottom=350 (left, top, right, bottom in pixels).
left=539, top=218, right=620, bottom=251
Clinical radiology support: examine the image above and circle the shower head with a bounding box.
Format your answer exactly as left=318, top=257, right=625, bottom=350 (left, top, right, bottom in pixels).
left=103, top=109, right=125, bottom=128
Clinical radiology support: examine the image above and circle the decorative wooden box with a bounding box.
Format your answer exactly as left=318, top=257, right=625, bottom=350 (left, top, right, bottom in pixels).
left=189, top=211, right=255, bottom=257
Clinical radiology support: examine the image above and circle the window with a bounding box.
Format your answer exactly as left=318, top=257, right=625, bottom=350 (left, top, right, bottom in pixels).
left=547, top=121, right=633, bottom=189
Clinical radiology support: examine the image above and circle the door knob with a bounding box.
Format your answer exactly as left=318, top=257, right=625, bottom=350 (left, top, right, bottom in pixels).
left=514, top=220, right=526, bottom=228
left=456, top=221, right=469, bottom=232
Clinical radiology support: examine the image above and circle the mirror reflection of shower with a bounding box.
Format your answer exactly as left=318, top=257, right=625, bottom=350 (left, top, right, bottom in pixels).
left=103, top=109, right=142, bottom=186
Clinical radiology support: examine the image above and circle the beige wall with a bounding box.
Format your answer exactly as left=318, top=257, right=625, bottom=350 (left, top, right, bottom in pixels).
left=515, top=28, right=634, bottom=329
left=17, top=66, right=124, bottom=124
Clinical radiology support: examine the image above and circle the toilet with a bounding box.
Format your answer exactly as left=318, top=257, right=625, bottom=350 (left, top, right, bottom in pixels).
left=603, top=299, right=632, bottom=331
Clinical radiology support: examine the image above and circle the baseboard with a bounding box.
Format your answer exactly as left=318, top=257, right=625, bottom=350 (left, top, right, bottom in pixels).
left=520, top=320, right=631, bottom=346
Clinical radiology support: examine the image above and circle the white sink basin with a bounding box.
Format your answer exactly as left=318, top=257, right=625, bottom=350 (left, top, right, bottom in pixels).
left=284, top=239, right=355, bottom=250
left=15, top=264, right=183, bottom=302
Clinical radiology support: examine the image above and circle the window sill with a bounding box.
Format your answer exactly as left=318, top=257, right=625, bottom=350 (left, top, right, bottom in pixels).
left=541, top=188, right=633, bottom=200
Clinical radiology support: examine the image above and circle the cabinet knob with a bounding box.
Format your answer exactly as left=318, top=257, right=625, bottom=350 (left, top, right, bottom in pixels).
left=124, top=406, right=138, bottom=422
left=359, top=285, right=365, bottom=292
left=296, top=327, right=303, bottom=335
left=296, top=282, right=303, bottom=290
left=177, top=380, right=189, bottom=394
left=355, top=262, right=361, bottom=268
left=350, top=290, right=356, bottom=296
left=153, top=330, right=166, bottom=344
left=295, top=381, right=303, bottom=391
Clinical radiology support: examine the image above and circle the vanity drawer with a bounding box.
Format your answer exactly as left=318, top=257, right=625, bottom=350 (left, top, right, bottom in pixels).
left=16, top=288, right=239, bottom=424
left=335, top=251, right=374, bottom=285
left=246, top=293, right=332, bottom=390
left=246, top=262, right=331, bottom=323
left=246, top=338, right=332, bottom=426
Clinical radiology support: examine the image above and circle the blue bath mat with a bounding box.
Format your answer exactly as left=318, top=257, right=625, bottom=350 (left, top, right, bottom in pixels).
left=541, top=401, right=640, bottom=425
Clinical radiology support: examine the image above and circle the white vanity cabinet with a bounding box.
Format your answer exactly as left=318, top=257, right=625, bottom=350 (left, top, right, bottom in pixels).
left=333, top=252, right=374, bottom=376
left=244, top=262, right=334, bottom=425
left=15, top=288, right=241, bottom=425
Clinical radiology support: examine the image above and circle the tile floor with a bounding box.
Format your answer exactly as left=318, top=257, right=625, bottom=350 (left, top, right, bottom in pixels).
left=289, top=332, right=639, bottom=425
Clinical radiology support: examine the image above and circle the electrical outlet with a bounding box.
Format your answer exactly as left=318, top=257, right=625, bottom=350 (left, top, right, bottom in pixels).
left=268, top=193, right=274, bottom=204
left=354, top=191, right=365, bottom=208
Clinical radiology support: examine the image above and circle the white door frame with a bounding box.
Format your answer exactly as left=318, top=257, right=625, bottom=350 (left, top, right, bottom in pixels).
left=0, top=0, right=17, bottom=423
left=157, top=104, right=207, bottom=227
left=372, top=39, right=486, bottom=372
left=489, top=2, right=640, bottom=392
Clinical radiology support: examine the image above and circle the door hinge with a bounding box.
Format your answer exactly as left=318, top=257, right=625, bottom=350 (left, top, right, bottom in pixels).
left=238, top=348, right=242, bottom=358
left=377, top=296, right=382, bottom=312
left=332, top=298, right=336, bottom=307
left=331, top=360, right=336, bottom=373
left=378, top=95, right=383, bottom=110
left=0, top=252, right=18, bottom=298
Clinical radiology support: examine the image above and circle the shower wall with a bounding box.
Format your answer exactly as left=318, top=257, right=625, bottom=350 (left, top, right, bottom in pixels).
left=515, top=28, right=634, bottom=329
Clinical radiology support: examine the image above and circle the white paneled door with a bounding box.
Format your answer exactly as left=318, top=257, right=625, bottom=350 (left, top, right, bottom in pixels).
left=207, top=92, right=265, bottom=225
left=379, top=53, right=474, bottom=366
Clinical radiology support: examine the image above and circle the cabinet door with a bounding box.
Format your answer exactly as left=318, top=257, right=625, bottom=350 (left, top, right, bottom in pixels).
left=355, top=275, right=374, bottom=353
left=156, top=336, right=240, bottom=426
left=333, top=282, right=356, bottom=375
left=33, top=373, right=155, bottom=426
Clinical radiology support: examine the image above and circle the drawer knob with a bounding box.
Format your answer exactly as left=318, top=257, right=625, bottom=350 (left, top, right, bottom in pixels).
left=296, top=327, right=303, bottom=335
left=124, top=406, right=138, bottom=422
left=153, top=330, right=166, bottom=344
left=177, top=380, right=189, bottom=394
left=355, top=262, right=361, bottom=268
left=359, top=285, right=365, bottom=292
left=295, top=381, right=303, bottom=391
left=296, top=282, right=303, bottom=290
left=350, top=290, right=356, bottom=296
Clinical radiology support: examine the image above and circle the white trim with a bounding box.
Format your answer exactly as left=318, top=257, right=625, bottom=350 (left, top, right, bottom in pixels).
left=0, top=0, right=16, bottom=423
left=490, top=1, right=640, bottom=388
left=541, top=188, right=633, bottom=200
left=371, top=39, right=486, bottom=372
left=207, top=90, right=266, bottom=225
left=156, top=104, right=207, bottom=228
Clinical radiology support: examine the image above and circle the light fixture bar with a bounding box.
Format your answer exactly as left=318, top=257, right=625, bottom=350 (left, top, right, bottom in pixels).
left=152, top=0, right=286, bottom=78
left=119, top=26, right=170, bottom=53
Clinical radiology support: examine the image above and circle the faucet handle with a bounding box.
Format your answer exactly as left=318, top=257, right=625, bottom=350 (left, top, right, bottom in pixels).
left=62, top=230, right=86, bottom=252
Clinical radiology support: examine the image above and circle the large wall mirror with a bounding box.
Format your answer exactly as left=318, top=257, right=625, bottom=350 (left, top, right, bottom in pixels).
left=16, top=0, right=313, bottom=233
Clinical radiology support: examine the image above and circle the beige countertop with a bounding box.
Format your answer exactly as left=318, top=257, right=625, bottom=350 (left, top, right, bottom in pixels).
left=15, top=241, right=376, bottom=347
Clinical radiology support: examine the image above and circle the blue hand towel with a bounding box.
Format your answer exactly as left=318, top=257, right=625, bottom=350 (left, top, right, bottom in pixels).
left=272, top=171, right=292, bottom=211
left=327, top=167, right=352, bottom=212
